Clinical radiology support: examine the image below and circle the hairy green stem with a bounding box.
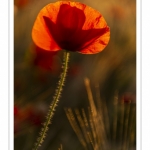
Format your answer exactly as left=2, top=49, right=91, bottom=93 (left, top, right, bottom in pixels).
left=33, top=51, right=70, bottom=150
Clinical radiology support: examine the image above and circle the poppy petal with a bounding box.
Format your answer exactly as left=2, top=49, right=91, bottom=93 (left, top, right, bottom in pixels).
left=32, top=3, right=61, bottom=51
left=74, top=5, right=110, bottom=54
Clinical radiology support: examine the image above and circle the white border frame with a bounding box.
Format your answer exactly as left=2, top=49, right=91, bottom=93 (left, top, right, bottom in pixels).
left=0, top=0, right=9, bottom=149
left=0, top=0, right=13, bottom=149
left=141, top=0, right=150, bottom=149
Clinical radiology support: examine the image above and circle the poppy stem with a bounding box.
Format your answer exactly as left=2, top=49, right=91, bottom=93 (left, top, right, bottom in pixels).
left=33, top=51, right=70, bottom=150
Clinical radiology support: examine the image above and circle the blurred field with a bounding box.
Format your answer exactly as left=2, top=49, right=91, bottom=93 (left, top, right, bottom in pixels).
left=14, top=0, right=136, bottom=150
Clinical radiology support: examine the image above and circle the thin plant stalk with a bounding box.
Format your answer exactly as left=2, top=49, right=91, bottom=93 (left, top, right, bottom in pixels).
left=33, top=51, right=70, bottom=150
left=58, top=144, right=63, bottom=150
left=122, top=102, right=131, bottom=150
left=65, top=108, right=88, bottom=150
left=82, top=109, right=95, bottom=149
left=75, top=109, right=90, bottom=146
left=128, top=103, right=136, bottom=149
left=84, top=78, right=107, bottom=150
left=112, top=91, right=118, bottom=147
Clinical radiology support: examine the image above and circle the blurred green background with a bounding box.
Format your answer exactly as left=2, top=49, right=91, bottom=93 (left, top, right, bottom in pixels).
left=14, top=0, right=136, bottom=150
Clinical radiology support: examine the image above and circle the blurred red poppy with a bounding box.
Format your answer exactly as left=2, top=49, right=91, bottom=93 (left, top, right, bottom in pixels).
left=121, top=92, right=136, bottom=104
left=14, top=0, right=29, bottom=9
left=14, top=105, right=19, bottom=116
left=31, top=44, right=58, bottom=71
left=110, top=5, right=125, bottom=21
left=32, top=1, right=110, bottom=54
left=14, top=103, right=46, bottom=135
left=26, top=107, right=44, bottom=126
left=68, top=64, right=82, bottom=77
left=29, top=44, right=61, bottom=82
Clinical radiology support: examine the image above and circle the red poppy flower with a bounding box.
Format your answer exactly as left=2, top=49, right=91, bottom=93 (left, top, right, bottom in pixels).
left=14, top=105, right=19, bottom=116
left=32, top=1, right=110, bottom=54
left=26, top=107, right=44, bottom=126
left=110, top=5, right=125, bottom=21
left=31, top=44, right=58, bottom=71
left=121, top=93, right=136, bottom=104
left=14, top=0, right=29, bottom=9
left=68, top=64, right=82, bottom=77
left=29, top=44, right=61, bottom=82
